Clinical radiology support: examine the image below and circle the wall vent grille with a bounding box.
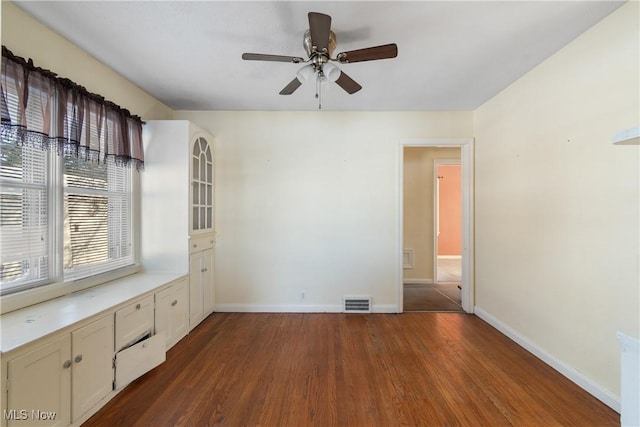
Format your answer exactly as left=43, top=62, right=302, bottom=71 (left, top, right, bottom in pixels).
left=343, top=297, right=372, bottom=313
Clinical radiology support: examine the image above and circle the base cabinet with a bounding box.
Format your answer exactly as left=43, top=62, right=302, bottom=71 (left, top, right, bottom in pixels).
left=6, top=335, right=71, bottom=426
left=155, top=278, right=189, bottom=349
left=71, top=317, right=114, bottom=421
left=4, top=315, right=113, bottom=426
left=189, top=235, right=215, bottom=330
left=1, top=274, right=188, bottom=427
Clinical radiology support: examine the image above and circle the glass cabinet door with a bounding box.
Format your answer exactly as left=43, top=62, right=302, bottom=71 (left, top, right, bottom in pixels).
left=191, top=137, right=213, bottom=232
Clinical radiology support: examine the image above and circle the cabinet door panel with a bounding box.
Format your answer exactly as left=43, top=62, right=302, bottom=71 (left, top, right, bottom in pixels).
left=155, top=286, right=173, bottom=348
left=115, top=296, right=154, bottom=351
left=202, top=248, right=215, bottom=314
left=172, top=279, right=190, bottom=343
left=113, top=334, right=165, bottom=390
left=190, top=135, right=214, bottom=234
left=71, top=316, right=114, bottom=421
left=7, top=336, right=71, bottom=426
left=155, top=279, right=189, bottom=349
left=189, top=253, right=204, bottom=327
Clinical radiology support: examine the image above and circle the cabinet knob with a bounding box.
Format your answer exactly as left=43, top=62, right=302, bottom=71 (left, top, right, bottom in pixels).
left=63, top=360, right=72, bottom=369
left=75, top=354, right=83, bottom=363
left=136, top=303, right=141, bottom=309
left=171, top=300, right=178, bottom=307
left=193, top=243, right=198, bottom=248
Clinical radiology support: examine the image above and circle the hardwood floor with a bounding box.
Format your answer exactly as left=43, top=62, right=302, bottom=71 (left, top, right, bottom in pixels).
left=84, top=313, right=618, bottom=426
left=404, top=283, right=462, bottom=312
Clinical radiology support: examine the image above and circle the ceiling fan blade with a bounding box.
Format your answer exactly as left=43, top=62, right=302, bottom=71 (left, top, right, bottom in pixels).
left=308, top=12, right=332, bottom=53
left=242, top=53, right=305, bottom=63
left=334, top=71, right=362, bottom=94
left=336, top=43, right=398, bottom=63
left=279, top=77, right=303, bottom=95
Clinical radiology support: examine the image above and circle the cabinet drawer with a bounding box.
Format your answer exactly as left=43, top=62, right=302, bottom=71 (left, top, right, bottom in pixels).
left=114, top=333, right=165, bottom=390
left=189, top=235, right=214, bottom=254
left=115, top=295, right=154, bottom=351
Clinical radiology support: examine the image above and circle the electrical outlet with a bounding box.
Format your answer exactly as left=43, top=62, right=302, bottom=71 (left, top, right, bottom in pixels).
left=300, top=290, right=306, bottom=300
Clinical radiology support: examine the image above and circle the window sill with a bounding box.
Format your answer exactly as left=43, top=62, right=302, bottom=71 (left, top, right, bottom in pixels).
left=0, top=264, right=142, bottom=315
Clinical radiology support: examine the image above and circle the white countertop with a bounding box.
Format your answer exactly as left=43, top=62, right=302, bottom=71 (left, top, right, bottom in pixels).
left=0, top=272, right=186, bottom=354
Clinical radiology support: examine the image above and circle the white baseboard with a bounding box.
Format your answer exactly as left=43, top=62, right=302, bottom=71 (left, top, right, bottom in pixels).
left=403, top=278, right=434, bottom=285
left=372, top=304, right=400, bottom=313
left=214, top=304, right=342, bottom=313
left=437, top=255, right=461, bottom=260
left=474, top=306, right=620, bottom=413
left=214, top=303, right=400, bottom=314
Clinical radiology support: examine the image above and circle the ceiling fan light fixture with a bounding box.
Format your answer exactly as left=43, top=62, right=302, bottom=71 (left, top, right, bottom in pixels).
left=296, top=64, right=315, bottom=82
left=322, top=62, right=341, bottom=82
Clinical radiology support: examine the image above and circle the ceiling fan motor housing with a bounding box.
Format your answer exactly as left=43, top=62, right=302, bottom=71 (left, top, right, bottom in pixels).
left=304, top=29, right=336, bottom=60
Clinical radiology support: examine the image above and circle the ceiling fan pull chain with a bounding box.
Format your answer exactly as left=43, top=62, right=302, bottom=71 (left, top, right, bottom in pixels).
left=316, top=73, right=322, bottom=110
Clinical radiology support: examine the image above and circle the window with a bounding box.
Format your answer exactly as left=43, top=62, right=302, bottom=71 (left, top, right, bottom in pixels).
left=0, top=46, right=143, bottom=305
left=0, top=136, right=135, bottom=295
left=63, top=155, right=133, bottom=281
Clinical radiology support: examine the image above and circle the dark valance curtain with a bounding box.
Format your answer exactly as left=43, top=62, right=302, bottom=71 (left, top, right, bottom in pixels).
left=1, top=46, right=144, bottom=170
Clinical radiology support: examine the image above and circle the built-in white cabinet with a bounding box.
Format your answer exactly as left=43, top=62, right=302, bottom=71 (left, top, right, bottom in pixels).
left=4, top=315, right=113, bottom=426
left=1, top=273, right=185, bottom=427
left=155, top=278, right=189, bottom=349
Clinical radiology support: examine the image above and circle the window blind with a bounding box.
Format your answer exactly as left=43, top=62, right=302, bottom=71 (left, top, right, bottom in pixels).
left=0, top=138, right=49, bottom=293
left=63, top=156, right=133, bottom=281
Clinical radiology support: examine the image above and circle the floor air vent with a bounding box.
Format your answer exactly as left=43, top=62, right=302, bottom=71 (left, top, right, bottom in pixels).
left=343, top=297, right=372, bottom=313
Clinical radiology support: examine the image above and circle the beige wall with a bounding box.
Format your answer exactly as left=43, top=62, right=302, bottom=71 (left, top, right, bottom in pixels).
left=474, top=0, right=639, bottom=400
left=403, top=147, right=460, bottom=282
left=1, top=1, right=172, bottom=121
left=174, top=111, right=473, bottom=310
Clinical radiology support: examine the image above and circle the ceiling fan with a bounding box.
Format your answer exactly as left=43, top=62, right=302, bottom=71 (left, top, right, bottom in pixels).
left=242, top=12, right=397, bottom=106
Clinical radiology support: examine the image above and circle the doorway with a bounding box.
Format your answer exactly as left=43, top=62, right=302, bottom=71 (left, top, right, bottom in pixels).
left=398, top=138, right=474, bottom=313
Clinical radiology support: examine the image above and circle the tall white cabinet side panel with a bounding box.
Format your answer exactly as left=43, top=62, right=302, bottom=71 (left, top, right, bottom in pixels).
left=141, top=120, right=190, bottom=273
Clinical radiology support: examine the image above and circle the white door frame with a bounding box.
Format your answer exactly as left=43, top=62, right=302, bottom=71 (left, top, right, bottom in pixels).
left=398, top=138, right=475, bottom=313
left=434, top=159, right=461, bottom=284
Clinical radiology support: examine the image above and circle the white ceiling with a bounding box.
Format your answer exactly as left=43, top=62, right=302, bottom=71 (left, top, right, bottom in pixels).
left=15, top=1, right=624, bottom=111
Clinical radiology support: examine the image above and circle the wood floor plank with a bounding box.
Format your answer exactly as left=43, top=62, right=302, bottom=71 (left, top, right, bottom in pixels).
left=83, top=313, right=619, bottom=427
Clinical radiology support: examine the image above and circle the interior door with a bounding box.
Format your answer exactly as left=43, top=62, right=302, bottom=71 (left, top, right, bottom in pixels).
left=435, top=163, right=462, bottom=283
